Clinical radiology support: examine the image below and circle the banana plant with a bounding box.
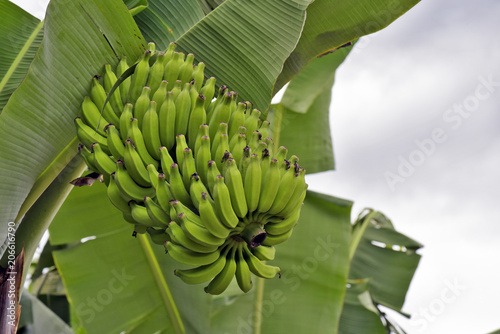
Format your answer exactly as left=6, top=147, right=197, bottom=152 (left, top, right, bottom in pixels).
left=0, top=0, right=423, bottom=333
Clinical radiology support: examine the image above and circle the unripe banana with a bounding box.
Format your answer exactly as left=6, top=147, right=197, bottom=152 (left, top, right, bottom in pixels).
left=119, top=103, right=134, bottom=140
left=92, top=143, right=116, bottom=184
left=159, top=146, right=174, bottom=179
left=211, top=123, right=228, bottom=160
left=198, top=192, right=231, bottom=239
left=204, top=246, right=237, bottom=295
left=192, top=62, right=205, bottom=91
left=128, top=50, right=152, bottom=102
left=130, top=201, right=159, bottom=228
left=114, top=160, right=155, bottom=202
left=258, top=158, right=280, bottom=212
left=144, top=196, right=170, bottom=228
left=164, top=52, right=184, bottom=91
left=235, top=244, right=253, bottom=293
left=182, top=148, right=197, bottom=190
left=90, top=77, right=120, bottom=125
left=251, top=245, right=276, bottom=261
left=169, top=163, right=194, bottom=209
left=123, top=139, right=151, bottom=187
left=243, top=109, right=261, bottom=135
left=231, top=133, right=247, bottom=166
left=156, top=173, right=173, bottom=212
left=206, top=160, right=220, bottom=195
left=209, top=92, right=232, bottom=140
left=147, top=164, right=159, bottom=189
left=262, top=228, right=293, bottom=246
left=206, top=85, right=227, bottom=121
left=244, top=154, right=262, bottom=213
left=194, top=124, right=210, bottom=156
left=75, top=117, right=110, bottom=154
left=158, top=91, right=176, bottom=150
left=105, top=124, right=125, bottom=160
left=116, top=56, right=131, bottom=105
left=107, top=173, right=132, bottom=214
left=195, top=136, right=211, bottom=185
left=175, top=134, right=189, bottom=171
left=142, top=101, right=162, bottom=160
left=147, top=227, right=170, bottom=245
left=78, top=144, right=99, bottom=173
left=165, top=241, right=220, bottom=266
left=175, top=82, right=192, bottom=136
left=188, top=94, right=207, bottom=147
left=178, top=53, right=195, bottom=84
left=152, top=80, right=168, bottom=107
left=174, top=249, right=226, bottom=285
left=133, top=86, right=151, bottom=128
left=265, top=203, right=302, bottom=235
left=103, top=64, right=123, bottom=115
left=213, top=175, right=239, bottom=228
left=147, top=53, right=167, bottom=95
left=214, top=133, right=230, bottom=171
left=199, top=77, right=216, bottom=109
left=81, top=96, right=108, bottom=136
left=228, top=102, right=247, bottom=140
left=164, top=42, right=176, bottom=61
left=168, top=221, right=219, bottom=254
left=128, top=118, right=158, bottom=168
left=177, top=213, right=226, bottom=247
left=189, top=173, right=211, bottom=210
left=224, top=158, right=248, bottom=218
left=242, top=243, right=280, bottom=279
left=171, top=80, right=182, bottom=100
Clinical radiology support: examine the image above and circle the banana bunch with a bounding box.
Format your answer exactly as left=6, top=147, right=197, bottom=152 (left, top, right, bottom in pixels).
left=75, top=42, right=307, bottom=295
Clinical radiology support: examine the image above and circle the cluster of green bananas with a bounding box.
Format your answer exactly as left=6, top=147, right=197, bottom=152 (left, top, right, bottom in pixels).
left=75, top=42, right=307, bottom=294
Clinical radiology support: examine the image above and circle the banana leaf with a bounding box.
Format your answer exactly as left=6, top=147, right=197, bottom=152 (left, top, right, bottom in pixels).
left=0, top=0, right=43, bottom=112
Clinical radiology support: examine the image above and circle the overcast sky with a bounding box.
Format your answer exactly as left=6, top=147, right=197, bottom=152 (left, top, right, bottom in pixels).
left=11, top=0, right=500, bottom=333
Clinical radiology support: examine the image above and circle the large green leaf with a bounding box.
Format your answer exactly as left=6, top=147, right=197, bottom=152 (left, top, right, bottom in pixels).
left=349, top=210, right=422, bottom=311
left=0, top=0, right=43, bottom=112
left=50, top=182, right=211, bottom=334
left=268, top=45, right=353, bottom=174
left=275, top=0, right=420, bottom=92
left=134, top=0, right=205, bottom=50
left=175, top=0, right=311, bottom=111
left=210, top=191, right=353, bottom=333
left=0, top=0, right=145, bottom=253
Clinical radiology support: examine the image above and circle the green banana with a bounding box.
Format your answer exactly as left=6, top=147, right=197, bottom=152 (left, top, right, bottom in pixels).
left=235, top=244, right=253, bottom=292
left=127, top=118, right=158, bottom=168
left=268, top=166, right=299, bottom=215
left=182, top=148, right=197, bottom=190
left=105, top=124, right=125, bottom=160
left=177, top=213, right=226, bottom=247
left=231, top=133, right=247, bottom=166
left=208, top=92, right=232, bottom=140
left=164, top=52, right=184, bottom=91
left=178, top=53, right=195, bottom=84
left=167, top=221, right=219, bottom=254
left=142, top=101, right=162, bottom=160
left=90, top=77, right=120, bottom=125
left=114, top=160, right=155, bottom=202
left=130, top=201, right=158, bottom=228
left=244, top=154, right=262, bottom=213
left=175, top=134, right=188, bottom=171
left=156, top=173, right=173, bottom=212
left=158, top=91, right=176, bottom=150
left=277, top=169, right=307, bottom=218
left=81, top=96, right=108, bottom=136
left=78, top=144, right=99, bottom=173
left=123, top=139, right=151, bottom=187
left=75, top=117, right=110, bottom=154
left=92, top=143, right=116, bottom=184
left=224, top=158, right=248, bottom=218
left=119, top=103, right=134, bottom=140
left=188, top=94, right=207, bottom=147
left=164, top=42, right=176, bottom=61
left=147, top=53, right=167, bottom=95
left=214, top=133, right=230, bottom=171
left=147, top=164, right=159, bottom=189
left=169, top=163, right=194, bottom=209
left=213, top=175, right=239, bottom=228
left=159, top=146, right=174, bottom=179
left=265, top=204, right=302, bottom=235
left=242, top=244, right=280, bottom=279
left=107, top=173, right=132, bottom=214
left=116, top=56, right=131, bottom=105
left=211, top=122, right=228, bottom=160
left=195, top=135, right=211, bottom=185
left=262, top=228, right=293, bottom=246
left=192, top=62, right=205, bottom=91
left=258, top=120, right=270, bottom=140
left=274, top=146, right=288, bottom=162
left=189, top=173, right=211, bottom=210
left=251, top=245, right=276, bottom=261
left=133, top=86, right=151, bottom=128
left=175, top=82, right=192, bottom=136
left=144, top=196, right=170, bottom=228
left=243, top=109, right=261, bottom=135
left=165, top=241, right=220, bottom=266
left=206, top=160, right=220, bottom=195
left=198, top=192, right=231, bottom=239
left=206, top=85, right=227, bottom=122
left=103, top=64, right=123, bottom=116
left=199, top=77, right=216, bottom=109
left=194, top=124, right=210, bottom=156
left=174, top=249, right=226, bottom=284
left=204, top=246, right=237, bottom=295
left=171, top=80, right=182, bottom=100
left=258, top=158, right=280, bottom=212
left=152, top=80, right=168, bottom=107
left=128, top=50, right=152, bottom=102
left=228, top=102, right=247, bottom=141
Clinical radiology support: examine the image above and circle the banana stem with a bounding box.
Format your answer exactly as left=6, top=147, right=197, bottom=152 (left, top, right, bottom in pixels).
left=240, top=223, right=267, bottom=248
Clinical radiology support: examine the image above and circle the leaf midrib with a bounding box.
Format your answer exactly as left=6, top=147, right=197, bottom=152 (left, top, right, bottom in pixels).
left=0, top=19, right=44, bottom=95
